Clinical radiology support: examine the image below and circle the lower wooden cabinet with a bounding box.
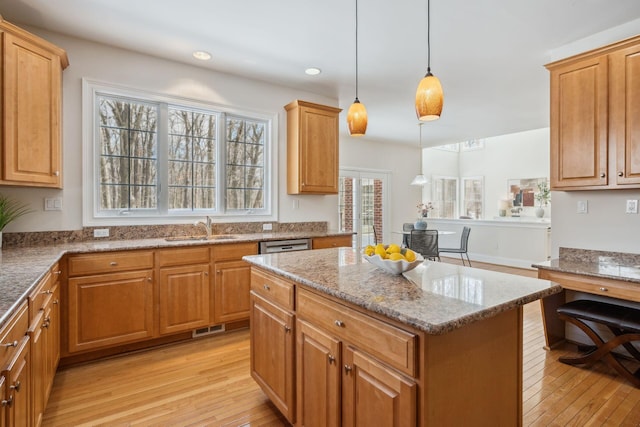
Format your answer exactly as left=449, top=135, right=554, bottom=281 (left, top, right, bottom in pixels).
left=250, top=291, right=295, bottom=422
left=3, top=338, right=29, bottom=427
left=67, top=270, right=154, bottom=353
left=213, top=260, right=251, bottom=323
left=311, top=235, right=352, bottom=250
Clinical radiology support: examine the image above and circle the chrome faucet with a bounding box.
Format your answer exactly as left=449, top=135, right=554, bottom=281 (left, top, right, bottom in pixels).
left=195, top=216, right=214, bottom=237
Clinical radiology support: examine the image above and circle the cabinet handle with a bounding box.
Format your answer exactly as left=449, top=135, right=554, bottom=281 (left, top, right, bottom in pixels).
left=53, top=270, right=62, bottom=276
left=2, top=340, right=18, bottom=348
left=599, top=287, right=608, bottom=292
left=54, top=171, right=60, bottom=177
left=328, top=354, right=335, bottom=364
left=263, top=284, right=271, bottom=291
left=334, top=320, right=345, bottom=328
left=41, top=289, right=53, bottom=295
left=600, top=172, right=606, bottom=178
left=618, top=171, right=624, bottom=177
left=53, top=299, right=59, bottom=305
left=344, top=364, right=352, bottom=373
left=110, top=261, right=118, bottom=266
left=284, top=325, right=292, bottom=333
left=10, top=381, right=21, bottom=393
left=1, top=396, right=12, bottom=408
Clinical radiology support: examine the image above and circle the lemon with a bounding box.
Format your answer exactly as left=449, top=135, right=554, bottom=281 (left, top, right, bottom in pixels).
left=388, top=253, right=405, bottom=261
left=404, top=249, right=417, bottom=262
left=374, top=244, right=387, bottom=259
left=386, top=244, right=401, bottom=254
left=364, top=245, right=375, bottom=256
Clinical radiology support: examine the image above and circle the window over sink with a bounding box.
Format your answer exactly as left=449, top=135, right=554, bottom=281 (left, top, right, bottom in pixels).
left=82, top=79, right=276, bottom=225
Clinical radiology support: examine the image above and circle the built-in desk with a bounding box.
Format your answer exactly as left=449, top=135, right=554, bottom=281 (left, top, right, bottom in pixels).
left=533, top=247, right=640, bottom=349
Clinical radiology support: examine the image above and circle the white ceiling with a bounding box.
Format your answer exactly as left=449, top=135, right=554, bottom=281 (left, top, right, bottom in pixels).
left=3, top=0, right=640, bottom=147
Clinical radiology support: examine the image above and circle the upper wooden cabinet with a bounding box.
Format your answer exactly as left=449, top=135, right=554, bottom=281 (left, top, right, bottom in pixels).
left=546, top=35, right=640, bottom=190
left=285, top=100, right=342, bottom=195
left=0, top=17, right=69, bottom=188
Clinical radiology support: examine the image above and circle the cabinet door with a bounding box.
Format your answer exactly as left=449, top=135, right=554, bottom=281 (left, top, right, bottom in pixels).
left=67, top=270, right=154, bottom=353
left=250, top=292, right=295, bottom=423
left=342, top=347, right=417, bottom=427
left=0, top=375, right=6, bottom=427
left=549, top=55, right=608, bottom=189
left=212, top=260, right=251, bottom=324
left=2, top=32, right=62, bottom=187
left=611, top=43, right=640, bottom=186
left=158, top=264, right=210, bottom=335
left=4, top=338, right=30, bottom=427
left=311, top=235, right=353, bottom=250
left=296, top=320, right=340, bottom=427
left=299, top=105, right=339, bottom=194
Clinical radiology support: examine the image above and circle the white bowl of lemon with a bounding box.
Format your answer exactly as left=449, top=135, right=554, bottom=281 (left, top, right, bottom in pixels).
left=363, top=244, right=424, bottom=275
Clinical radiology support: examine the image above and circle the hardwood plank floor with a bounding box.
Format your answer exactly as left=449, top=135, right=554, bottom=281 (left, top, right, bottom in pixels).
left=43, top=260, right=640, bottom=426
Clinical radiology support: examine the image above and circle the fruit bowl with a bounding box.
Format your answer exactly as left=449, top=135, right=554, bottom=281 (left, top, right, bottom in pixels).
left=363, top=253, right=424, bottom=275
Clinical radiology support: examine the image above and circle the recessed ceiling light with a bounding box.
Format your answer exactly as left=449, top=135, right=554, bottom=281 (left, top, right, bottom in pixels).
left=305, top=67, right=321, bottom=76
left=193, top=51, right=212, bottom=61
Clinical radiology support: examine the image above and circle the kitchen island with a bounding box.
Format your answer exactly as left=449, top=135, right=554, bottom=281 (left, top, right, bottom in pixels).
left=244, top=248, right=562, bottom=426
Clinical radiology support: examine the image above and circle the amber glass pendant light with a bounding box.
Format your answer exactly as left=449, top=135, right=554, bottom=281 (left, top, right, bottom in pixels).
left=415, top=0, right=443, bottom=121
left=347, top=0, right=367, bottom=137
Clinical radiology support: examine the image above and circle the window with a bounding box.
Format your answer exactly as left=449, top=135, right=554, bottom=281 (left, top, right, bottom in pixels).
left=431, top=176, right=458, bottom=219
left=84, top=80, right=275, bottom=224
left=461, top=139, right=485, bottom=151
left=462, top=177, right=484, bottom=219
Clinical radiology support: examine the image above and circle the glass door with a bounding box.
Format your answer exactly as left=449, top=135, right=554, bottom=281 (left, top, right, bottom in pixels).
left=339, top=170, right=388, bottom=249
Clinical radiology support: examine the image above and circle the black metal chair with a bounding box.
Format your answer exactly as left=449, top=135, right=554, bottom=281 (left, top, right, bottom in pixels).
left=438, top=226, right=471, bottom=266
left=409, top=229, right=440, bottom=261
left=402, top=223, right=414, bottom=248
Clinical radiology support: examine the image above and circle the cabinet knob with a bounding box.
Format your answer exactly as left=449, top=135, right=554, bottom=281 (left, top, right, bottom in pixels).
left=284, top=325, right=292, bottom=333
left=618, top=171, right=624, bottom=177
left=344, top=364, right=352, bottom=373
left=110, top=261, right=118, bottom=266
left=41, top=289, right=53, bottom=295
left=263, top=284, right=271, bottom=291
left=328, top=354, right=335, bottom=364
left=204, top=272, right=209, bottom=276
left=599, top=287, right=608, bottom=292
left=334, top=320, right=345, bottom=328
left=2, top=340, right=18, bottom=348
left=1, top=396, right=12, bottom=408
left=10, top=381, right=21, bottom=393
left=54, top=171, right=60, bottom=177
left=54, top=270, right=62, bottom=275
left=53, top=299, right=59, bottom=305
left=600, top=172, right=606, bottom=178
left=147, top=277, right=152, bottom=282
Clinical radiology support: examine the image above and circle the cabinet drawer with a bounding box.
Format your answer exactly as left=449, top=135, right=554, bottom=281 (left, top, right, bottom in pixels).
left=212, top=242, right=258, bottom=261
left=312, top=235, right=352, bottom=249
left=68, top=250, right=154, bottom=276
left=28, top=269, right=54, bottom=323
left=156, top=247, right=210, bottom=267
left=251, top=269, right=294, bottom=310
left=297, top=288, right=417, bottom=376
left=0, top=302, right=28, bottom=368
left=539, top=270, right=640, bottom=302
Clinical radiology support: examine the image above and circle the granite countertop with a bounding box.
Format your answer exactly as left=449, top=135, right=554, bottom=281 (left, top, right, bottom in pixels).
left=243, top=248, right=562, bottom=335
left=533, top=247, right=640, bottom=284
left=0, top=230, right=351, bottom=328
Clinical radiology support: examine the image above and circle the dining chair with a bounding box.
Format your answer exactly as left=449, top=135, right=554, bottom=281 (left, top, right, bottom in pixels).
left=409, top=229, right=440, bottom=261
left=438, top=226, right=471, bottom=266
left=402, top=223, right=414, bottom=248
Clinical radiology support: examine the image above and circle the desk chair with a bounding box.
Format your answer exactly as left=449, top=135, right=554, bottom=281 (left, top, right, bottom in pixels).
left=438, top=226, right=471, bottom=266
left=402, top=223, right=414, bottom=248
left=409, top=229, right=440, bottom=261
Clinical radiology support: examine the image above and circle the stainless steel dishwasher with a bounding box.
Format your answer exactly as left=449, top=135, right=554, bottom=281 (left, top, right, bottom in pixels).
left=258, top=238, right=311, bottom=254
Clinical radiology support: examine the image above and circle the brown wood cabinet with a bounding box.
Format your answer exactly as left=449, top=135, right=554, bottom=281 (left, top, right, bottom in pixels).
left=285, top=100, right=341, bottom=195
left=0, top=303, right=30, bottom=427
left=249, top=269, right=296, bottom=423
left=311, top=235, right=353, bottom=250
left=157, top=247, right=210, bottom=335
left=211, top=242, right=258, bottom=324
left=547, top=35, right=640, bottom=190
left=67, top=251, right=155, bottom=353
left=0, top=18, right=69, bottom=188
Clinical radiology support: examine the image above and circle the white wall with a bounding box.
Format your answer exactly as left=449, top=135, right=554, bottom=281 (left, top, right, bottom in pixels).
left=0, top=28, right=401, bottom=233
left=422, top=128, right=550, bottom=219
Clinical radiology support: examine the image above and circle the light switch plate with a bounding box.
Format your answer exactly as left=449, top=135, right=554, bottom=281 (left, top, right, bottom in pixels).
left=577, top=200, right=588, bottom=214
left=262, top=223, right=273, bottom=231
left=626, top=199, right=638, bottom=214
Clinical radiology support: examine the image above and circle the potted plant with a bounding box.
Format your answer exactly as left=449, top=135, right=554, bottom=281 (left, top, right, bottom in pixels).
left=0, top=194, right=32, bottom=248
left=415, top=202, right=434, bottom=229
left=534, top=182, right=551, bottom=218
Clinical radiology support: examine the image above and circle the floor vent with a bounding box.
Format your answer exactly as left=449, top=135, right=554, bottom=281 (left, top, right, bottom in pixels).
left=192, top=324, right=225, bottom=338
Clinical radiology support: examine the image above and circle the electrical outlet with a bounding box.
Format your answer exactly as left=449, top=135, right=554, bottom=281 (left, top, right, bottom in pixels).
left=262, top=223, right=273, bottom=231
left=626, top=199, right=638, bottom=214
left=44, top=197, right=63, bottom=211
left=93, top=228, right=109, bottom=238
left=577, top=200, right=588, bottom=214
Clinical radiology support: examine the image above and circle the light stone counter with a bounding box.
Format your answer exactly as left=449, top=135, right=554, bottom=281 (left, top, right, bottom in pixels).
left=0, top=231, right=351, bottom=328
left=243, top=247, right=562, bottom=334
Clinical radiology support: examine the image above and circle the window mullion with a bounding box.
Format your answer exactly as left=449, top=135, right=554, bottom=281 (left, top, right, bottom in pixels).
left=217, top=112, right=226, bottom=214
left=157, top=103, right=169, bottom=215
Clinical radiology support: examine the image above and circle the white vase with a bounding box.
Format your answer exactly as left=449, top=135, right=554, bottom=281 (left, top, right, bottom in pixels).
left=535, top=207, right=545, bottom=218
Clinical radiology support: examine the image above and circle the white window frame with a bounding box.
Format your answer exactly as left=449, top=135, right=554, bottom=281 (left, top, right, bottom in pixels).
left=431, top=175, right=459, bottom=219
left=82, top=79, right=278, bottom=226
left=461, top=176, right=484, bottom=219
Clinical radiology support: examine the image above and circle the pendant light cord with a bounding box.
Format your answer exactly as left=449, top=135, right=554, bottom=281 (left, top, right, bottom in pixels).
left=355, top=0, right=359, bottom=101
left=427, top=0, right=431, bottom=73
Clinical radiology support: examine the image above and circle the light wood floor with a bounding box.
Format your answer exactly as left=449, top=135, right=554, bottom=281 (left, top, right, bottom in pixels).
left=43, top=260, right=640, bottom=426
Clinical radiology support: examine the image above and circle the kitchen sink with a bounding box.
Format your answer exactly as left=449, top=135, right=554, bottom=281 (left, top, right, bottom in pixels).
left=165, top=234, right=239, bottom=242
